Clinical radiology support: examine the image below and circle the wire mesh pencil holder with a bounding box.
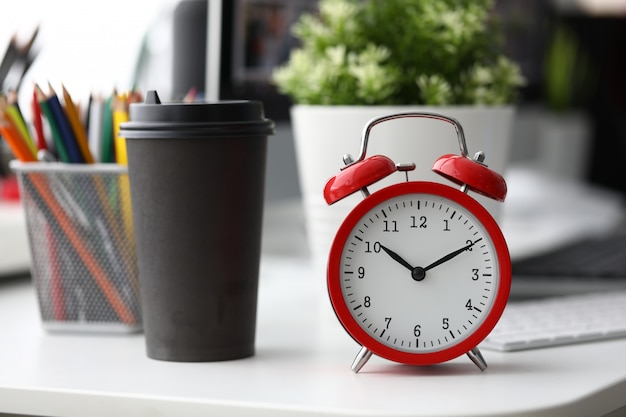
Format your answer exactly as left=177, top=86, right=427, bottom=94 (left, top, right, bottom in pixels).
left=10, top=161, right=141, bottom=332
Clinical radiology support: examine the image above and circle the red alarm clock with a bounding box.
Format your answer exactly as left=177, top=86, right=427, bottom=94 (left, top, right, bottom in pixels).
left=324, top=112, right=511, bottom=372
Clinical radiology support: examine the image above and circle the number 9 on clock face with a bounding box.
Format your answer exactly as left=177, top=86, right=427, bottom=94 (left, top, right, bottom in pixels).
left=327, top=181, right=511, bottom=366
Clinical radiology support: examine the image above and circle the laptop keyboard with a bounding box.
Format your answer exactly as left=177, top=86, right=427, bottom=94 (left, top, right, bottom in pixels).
left=512, top=232, right=626, bottom=280
left=483, top=232, right=626, bottom=351
left=481, top=290, right=626, bottom=351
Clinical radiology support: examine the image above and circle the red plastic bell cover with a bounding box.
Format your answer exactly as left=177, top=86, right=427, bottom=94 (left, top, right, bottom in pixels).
left=432, top=154, right=507, bottom=201
left=324, top=155, right=397, bottom=204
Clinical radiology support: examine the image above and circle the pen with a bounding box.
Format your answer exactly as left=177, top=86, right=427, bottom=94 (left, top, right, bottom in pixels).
left=0, top=27, right=39, bottom=91
left=87, top=94, right=103, bottom=162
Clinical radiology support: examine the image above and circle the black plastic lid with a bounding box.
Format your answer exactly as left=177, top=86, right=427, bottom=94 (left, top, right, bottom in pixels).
left=120, top=91, right=275, bottom=139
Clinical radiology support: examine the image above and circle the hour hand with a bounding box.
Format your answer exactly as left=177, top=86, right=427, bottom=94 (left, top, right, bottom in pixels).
left=379, top=244, right=414, bottom=271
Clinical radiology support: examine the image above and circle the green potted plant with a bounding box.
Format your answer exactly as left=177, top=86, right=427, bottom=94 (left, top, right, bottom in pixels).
left=271, top=0, right=525, bottom=275
left=273, top=0, right=524, bottom=106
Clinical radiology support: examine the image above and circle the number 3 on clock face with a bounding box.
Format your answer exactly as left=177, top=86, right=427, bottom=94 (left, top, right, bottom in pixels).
left=327, top=181, right=511, bottom=367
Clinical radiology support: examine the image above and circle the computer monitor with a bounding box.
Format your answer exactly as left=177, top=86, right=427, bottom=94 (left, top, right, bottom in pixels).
left=172, top=0, right=317, bottom=121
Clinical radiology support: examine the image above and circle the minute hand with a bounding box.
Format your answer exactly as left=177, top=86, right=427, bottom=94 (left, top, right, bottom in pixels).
left=423, top=238, right=482, bottom=271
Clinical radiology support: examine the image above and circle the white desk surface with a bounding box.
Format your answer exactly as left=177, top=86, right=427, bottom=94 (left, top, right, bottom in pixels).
left=1, top=255, right=626, bottom=417
left=1, top=165, right=626, bottom=416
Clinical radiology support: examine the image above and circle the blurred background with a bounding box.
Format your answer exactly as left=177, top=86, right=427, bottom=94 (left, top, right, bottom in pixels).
left=2, top=0, right=626, bottom=191
left=1, top=0, right=626, bottom=271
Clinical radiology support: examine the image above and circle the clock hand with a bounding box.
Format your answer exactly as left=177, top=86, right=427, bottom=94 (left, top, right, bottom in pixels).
left=379, top=244, right=415, bottom=271
left=423, top=238, right=482, bottom=272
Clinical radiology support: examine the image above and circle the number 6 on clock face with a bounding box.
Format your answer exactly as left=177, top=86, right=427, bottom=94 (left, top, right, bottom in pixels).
left=327, top=181, right=511, bottom=368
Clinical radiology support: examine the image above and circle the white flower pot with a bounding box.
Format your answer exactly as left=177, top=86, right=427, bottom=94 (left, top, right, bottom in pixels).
left=291, top=105, right=516, bottom=278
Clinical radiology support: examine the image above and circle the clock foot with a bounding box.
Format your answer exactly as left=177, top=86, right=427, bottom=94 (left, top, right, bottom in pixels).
left=350, top=346, right=373, bottom=373
left=467, top=347, right=488, bottom=371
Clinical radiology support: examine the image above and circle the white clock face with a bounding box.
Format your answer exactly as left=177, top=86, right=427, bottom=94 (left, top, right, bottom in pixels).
left=338, top=191, right=500, bottom=354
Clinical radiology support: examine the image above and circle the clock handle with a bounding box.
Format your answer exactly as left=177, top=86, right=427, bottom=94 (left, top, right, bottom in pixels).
left=343, top=112, right=469, bottom=169
left=467, top=347, right=488, bottom=371
left=350, top=346, right=373, bottom=373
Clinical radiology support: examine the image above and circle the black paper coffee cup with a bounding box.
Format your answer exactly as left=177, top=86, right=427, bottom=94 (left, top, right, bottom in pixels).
left=120, top=91, right=274, bottom=361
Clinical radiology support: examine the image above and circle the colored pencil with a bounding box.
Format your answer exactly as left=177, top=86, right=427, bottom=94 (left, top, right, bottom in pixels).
left=35, top=84, right=70, bottom=163
left=100, top=93, right=114, bottom=163
left=112, top=93, right=129, bottom=165
left=31, top=87, right=48, bottom=151
left=45, top=83, right=84, bottom=163
left=5, top=91, right=37, bottom=156
left=45, top=224, right=66, bottom=321
left=28, top=173, right=137, bottom=324
left=62, top=84, right=94, bottom=163
left=0, top=116, right=36, bottom=162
